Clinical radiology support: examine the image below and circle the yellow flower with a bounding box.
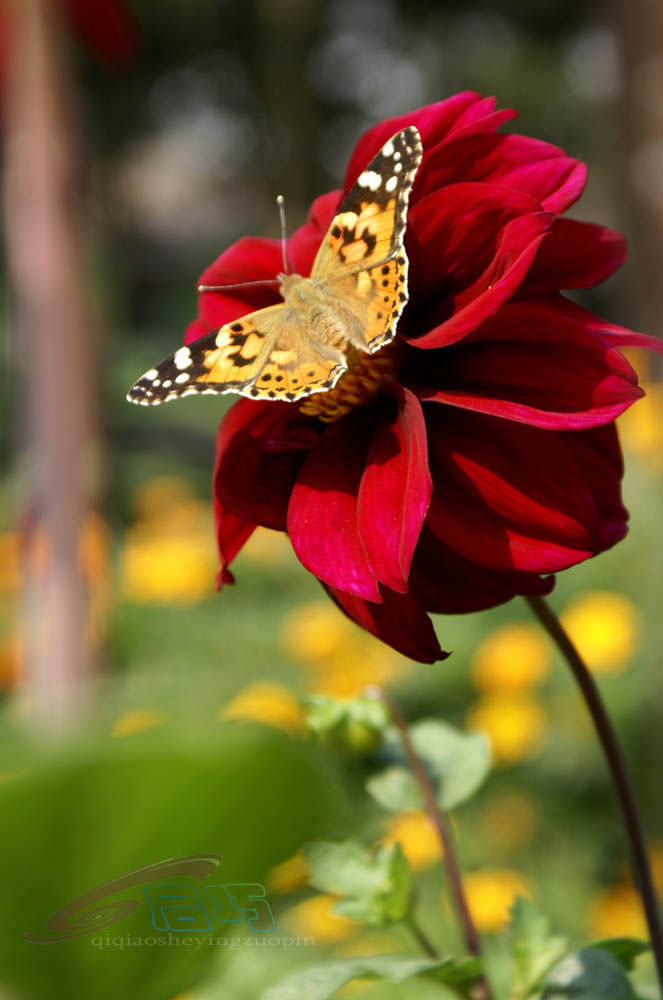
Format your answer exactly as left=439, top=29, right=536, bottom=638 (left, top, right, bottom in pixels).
left=467, top=693, right=547, bottom=764
left=121, top=478, right=218, bottom=605
left=379, top=812, right=440, bottom=871
left=618, top=381, right=662, bottom=470
left=267, top=854, right=311, bottom=894
left=285, top=893, right=357, bottom=942
left=111, top=708, right=168, bottom=737
left=282, top=601, right=354, bottom=662
left=588, top=885, right=646, bottom=938
left=560, top=591, right=640, bottom=674
left=282, top=601, right=411, bottom=697
left=221, top=683, right=305, bottom=734
left=463, top=869, right=531, bottom=932
left=471, top=623, right=551, bottom=693
left=479, top=791, right=539, bottom=853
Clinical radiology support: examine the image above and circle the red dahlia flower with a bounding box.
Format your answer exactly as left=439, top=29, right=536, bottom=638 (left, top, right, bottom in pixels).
left=185, top=93, right=659, bottom=663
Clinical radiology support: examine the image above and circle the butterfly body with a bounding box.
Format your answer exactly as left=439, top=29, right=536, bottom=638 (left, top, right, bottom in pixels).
left=128, top=126, right=422, bottom=406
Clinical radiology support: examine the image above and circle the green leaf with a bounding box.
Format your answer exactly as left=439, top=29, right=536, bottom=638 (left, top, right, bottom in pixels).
left=587, top=938, right=650, bottom=971
left=365, top=765, right=421, bottom=812
left=509, top=897, right=568, bottom=997
left=302, top=841, right=412, bottom=926
left=261, top=953, right=483, bottom=1000
left=541, top=947, right=639, bottom=1000
left=0, top=723, right=336, bottom=1000
left=366, top=720, right=491, bottom=814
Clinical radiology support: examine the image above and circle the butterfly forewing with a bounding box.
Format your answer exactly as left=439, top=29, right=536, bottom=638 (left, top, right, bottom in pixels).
left=311, top=126, right=422, bottom=282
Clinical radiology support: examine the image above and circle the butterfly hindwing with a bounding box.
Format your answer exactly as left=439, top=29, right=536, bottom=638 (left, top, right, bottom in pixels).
left=311, top=126, right=422, bottom=282
left=127, top=305, right=348, bottom=404
left=324, top=253, right=409, bottom=353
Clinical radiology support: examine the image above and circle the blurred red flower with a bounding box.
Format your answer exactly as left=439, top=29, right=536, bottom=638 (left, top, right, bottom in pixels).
left=186, top=94, right=659, bottom=662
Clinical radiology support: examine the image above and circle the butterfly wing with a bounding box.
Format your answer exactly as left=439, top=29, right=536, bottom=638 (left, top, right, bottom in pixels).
left=127, top=304, right=348, bottom=405
left=311, top=126, right=422, bottom=353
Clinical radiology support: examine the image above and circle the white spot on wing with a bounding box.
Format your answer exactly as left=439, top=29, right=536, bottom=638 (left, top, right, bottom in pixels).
left=174, top=346, right=192, bottom=370
left=382, top=139, right=394, bottom=156
left=144, top=368, right=158, bottom=381
left=358, top=170, right=382, bottom=191
left=385, top=176, right=398, bottom=192
left=175, top=372, right=190, bottom=384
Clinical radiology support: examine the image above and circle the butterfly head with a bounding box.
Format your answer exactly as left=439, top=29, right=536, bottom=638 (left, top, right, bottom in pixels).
left=278, top=272, right=324, bottom=310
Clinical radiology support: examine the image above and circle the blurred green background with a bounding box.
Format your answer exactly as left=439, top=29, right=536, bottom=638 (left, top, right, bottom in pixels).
left=0, top=0, right=661, bottom=998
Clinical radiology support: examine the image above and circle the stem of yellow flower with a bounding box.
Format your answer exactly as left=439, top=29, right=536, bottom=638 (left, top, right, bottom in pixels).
left=373, top=687, right=494, bottom=1000
left=526, top=594, right=663, bottom=988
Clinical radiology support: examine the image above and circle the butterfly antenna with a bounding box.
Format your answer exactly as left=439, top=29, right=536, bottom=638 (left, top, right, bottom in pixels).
left=276, top=195, right=292, bottom=274
left=197, top=278, right=280, bottom=292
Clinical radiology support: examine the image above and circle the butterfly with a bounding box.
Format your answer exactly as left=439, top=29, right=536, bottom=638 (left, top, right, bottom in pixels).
left=127, top=126, right=422, bottom=406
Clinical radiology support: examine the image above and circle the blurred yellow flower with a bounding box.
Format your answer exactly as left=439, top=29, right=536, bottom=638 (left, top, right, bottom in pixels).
left=618, top=381, right=662, bottom=469
left=121, top=531, right=216, bottom=604
left=463, top=869, right=531, bottom=932
left=471, top=622, right=551, bottom=693
left=282, top=601, right=411, bottom=697
left=560, top=591, right=640, bottom=674
left=221, top=683, right=305, bottom=733
left=111, top=708, right=168, bottom=737
left=121, top=477, right=218, bottom=605
left=588, top=885, right=646, bottom=938
left=479, top=791, right=539, bottom=853
left=467, top=693, right=547, bottom=764
left=379, top=811, right=440, bottom=871
left=238, top=527, right=292, bottom=566
left=285, top=893, right=357, bottom=942
left=267, top=854, right=311, bottom=894
left=282, top=601, right=354, bottom=662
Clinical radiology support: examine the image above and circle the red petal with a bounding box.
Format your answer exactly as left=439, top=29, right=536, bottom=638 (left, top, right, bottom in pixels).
left=410, top=526, right=555, bottom=614
left=415, top=301, right=643, bottom=428
left=288, top=411, right=382, bottom=601
left=409, top=210, right=550, bottom=348
left=550, top=297, right=663, bottom=353
left=197, top=237, right=284, bottom=329
left=214, top=400, right=318, bottom=531
left=63, top=0, right=138, bottom=64
left=324, top=583, right=447, bottom=663
left=357, top=388, right=432, bottom=593
left=344, top=93, right=497, bottom=190
left=419, top=132, right=586, bottom=213
left=408, top=182, right=544, bottom=293
left=423, top=408, right=627, bottom=574
left=214, top=510, right=256, bottom=589
left=523, top=219, right=627, bottom=291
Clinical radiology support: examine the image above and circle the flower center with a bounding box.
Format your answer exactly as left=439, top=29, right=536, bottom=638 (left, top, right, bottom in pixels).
left=299, top=341, right=401, bottom=423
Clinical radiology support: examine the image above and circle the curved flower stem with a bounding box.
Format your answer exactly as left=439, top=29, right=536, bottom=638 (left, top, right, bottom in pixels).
left=374, top=687, right=494, bottom=1000
left=526, top=595, right=663, bottom=987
